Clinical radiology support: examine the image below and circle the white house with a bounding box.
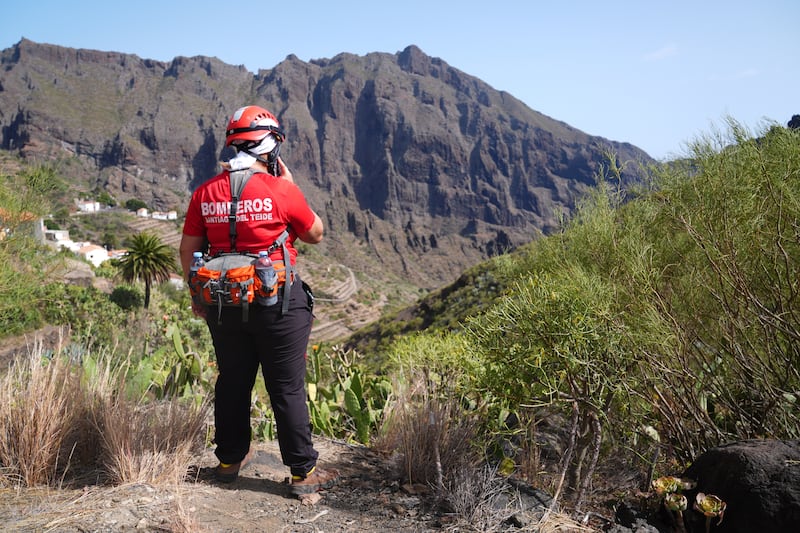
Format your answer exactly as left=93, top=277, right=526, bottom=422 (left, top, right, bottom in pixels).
left=136, top=207, right=149, bottom=218
left=44, top=228, right=71, bottom=244
left=78, top=244, right=109, bottom=267
left=76, top=199, right=101, bottom=213
left=152, top=210, right=178, bottom=221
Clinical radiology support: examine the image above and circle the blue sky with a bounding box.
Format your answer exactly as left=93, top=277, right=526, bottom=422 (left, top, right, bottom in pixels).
left=2, top=0, right=797, bottom=160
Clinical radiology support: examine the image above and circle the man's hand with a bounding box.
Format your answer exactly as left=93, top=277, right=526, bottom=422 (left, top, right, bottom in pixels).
left=276, top=157, right=294, bottom=183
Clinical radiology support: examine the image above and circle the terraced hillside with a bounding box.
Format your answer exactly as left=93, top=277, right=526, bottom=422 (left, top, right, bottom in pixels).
left=302, top=264, right=383, bottom=343
left=126, top=217, right=182, bottom=248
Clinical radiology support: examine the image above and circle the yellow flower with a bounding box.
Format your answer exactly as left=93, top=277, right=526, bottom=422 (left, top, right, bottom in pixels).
left=652, top=476, right=681, bottom=495
left=652, top=476, right=696, bottom=495
left=694, top=493, right=726, bottom=521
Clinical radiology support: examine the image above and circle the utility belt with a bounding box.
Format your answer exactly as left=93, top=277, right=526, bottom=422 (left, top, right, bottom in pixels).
left=189, top=253, right=295, bottom=324
left=189, top=222, right=294, bottom=324
left=189, top=169, right=296, bottom=323
left=190, top=253, right=292, bottom=300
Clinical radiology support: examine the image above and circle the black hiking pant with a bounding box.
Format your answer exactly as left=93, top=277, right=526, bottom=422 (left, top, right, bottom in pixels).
left=205, top=278, right=318, bottom=478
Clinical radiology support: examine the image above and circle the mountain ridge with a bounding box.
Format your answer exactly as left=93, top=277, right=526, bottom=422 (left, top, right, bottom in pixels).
left=0, top=38, right=654, bottom=294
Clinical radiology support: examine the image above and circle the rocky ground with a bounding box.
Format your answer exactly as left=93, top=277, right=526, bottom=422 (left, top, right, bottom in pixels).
left=0, top=437, right=598, bottom=533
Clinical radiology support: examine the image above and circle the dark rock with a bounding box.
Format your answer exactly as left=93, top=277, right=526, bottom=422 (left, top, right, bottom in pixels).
left=612, top=501, right=671, bottom=533
left=502, top=479, right=552, bottom=529
left=616, top=500, right=649, bottom=528
left=681, top=439, right=800, bottom=533
left=508, top=477, right=554, bottom=511
left=604, top=520, right=662, bottom=533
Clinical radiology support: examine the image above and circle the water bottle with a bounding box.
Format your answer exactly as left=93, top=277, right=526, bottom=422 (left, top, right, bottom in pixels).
left=190, top=251, right=205, bottom=274
left=189, top=251, right=205, bottom=304
left=255, top=250, right=278, bottom=306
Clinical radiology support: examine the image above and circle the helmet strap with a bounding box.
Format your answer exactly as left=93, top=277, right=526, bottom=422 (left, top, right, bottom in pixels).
left=241, top=144, right=281, bottom=176
left=267, top=143, right=281, bottom=176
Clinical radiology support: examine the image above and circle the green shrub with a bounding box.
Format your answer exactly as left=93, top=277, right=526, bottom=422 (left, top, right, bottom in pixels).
left=110, top=285, right=143, bottom=310
left=124, top=198, right=147, bottom=211
left=629, top=119, right=800, bottom=457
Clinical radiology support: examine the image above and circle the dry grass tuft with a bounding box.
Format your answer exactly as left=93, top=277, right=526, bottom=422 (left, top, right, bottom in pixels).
left=0, top=483, right=206, bottom=532
left=377, top=370, right=481, bottom=488
left=441, top=451, right=597, bottom=532
left=444, top=462, right=515, bottom=531
left=378, top=371, right=599, bottom=532
left=0, top=340, right=210, bottom=490
left=84, top=346, right=211, bottom=485
left=0, top=344, right=83, bottom=487
left=538, top=515, right=597, bottom=533
left=93, top=396, right=209, bottom=485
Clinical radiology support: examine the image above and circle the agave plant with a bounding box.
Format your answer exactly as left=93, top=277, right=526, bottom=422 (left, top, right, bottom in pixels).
left=694, top=492, right=726, bottom=533
left=665, top=492, right=688, bottom=512
left=652, top=475, right=696, bottom=495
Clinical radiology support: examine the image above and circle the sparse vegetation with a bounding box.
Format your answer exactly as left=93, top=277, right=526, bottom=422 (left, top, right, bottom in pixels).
left=0, top=118, right=798, bottom=530
left=0, top=345, right=209, bottom=488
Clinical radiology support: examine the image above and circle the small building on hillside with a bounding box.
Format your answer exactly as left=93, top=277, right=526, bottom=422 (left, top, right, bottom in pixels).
left=76, top=199, right=101, bottom=213
left=108, top=249, right=128, bottom=260
left=44, top=228, right=71, bottom=244
left=168, top=273, right=185, bottom=289
left=152, top=210, right=178, bottom=220
left=78, top=244, right=109, bottom=267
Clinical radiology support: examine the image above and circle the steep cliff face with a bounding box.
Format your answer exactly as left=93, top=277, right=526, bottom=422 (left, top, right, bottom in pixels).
left=0, top=39, right=652, bottom=288
left=0, top=40, right=257, bottom=208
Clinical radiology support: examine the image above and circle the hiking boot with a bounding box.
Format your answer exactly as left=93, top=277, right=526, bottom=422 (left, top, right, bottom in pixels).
left=288, top=466, right=339, bottom=495
left=214, top=448, right=253, bottom=483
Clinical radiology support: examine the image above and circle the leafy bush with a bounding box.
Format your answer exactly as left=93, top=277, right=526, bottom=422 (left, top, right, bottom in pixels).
left=372, top=119, right=800, bottom=509
left=629, top=120, right=800, bottom=457
left=379, top=332, right=484, bottom=487
left=0, top=164, right=64, bottom=336
left=124, top=198, right=147, bottom=211
left=38, top=282, right=129, bottom=348
left=468, top=267, right=636, bottom=507
left=95, top=189, right=116, bottom=207
left=110, top=285, right=143, bottom=310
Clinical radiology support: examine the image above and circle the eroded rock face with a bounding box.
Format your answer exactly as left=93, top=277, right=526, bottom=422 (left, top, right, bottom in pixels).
left=681, top=439, right=800, bottom=533
left=0, top=39, right=653, bottom=288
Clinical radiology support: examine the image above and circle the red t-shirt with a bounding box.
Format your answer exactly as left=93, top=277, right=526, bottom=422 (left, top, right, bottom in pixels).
left=182, top=170, right=316, bottom=265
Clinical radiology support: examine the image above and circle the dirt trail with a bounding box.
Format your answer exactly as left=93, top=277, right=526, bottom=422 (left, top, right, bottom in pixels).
left=1, top=438, right=442, bottom=532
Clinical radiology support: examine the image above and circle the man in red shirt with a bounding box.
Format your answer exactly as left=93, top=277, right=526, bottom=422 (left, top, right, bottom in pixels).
left=179, top=105, right=337, bottom=496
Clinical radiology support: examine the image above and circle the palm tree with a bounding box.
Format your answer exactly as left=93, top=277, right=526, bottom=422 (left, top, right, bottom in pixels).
left=118, top=232, right=177, bottom=308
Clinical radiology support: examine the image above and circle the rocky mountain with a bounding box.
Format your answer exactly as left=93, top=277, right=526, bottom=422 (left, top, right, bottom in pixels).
left=0, top=38, right=653, bottom=290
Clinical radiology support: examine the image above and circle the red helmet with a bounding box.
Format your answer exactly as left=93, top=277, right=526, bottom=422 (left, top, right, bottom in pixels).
left=225, top=105, right=285, bottom=147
